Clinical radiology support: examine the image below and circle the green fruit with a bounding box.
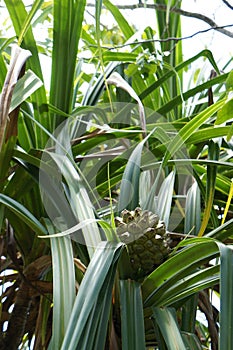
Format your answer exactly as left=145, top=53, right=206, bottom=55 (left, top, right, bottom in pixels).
left=115, top=207, right=170, bottom=280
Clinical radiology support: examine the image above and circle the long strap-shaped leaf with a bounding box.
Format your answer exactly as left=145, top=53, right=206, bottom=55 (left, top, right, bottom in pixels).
left=50, top=0, right=86, bottom=126
left=4, top=0, right=48, bottom=146
left=44, top=152, right=102, bottom=257
left=142, top=238, right=219, bottom=307
left=198, top=141, right=219, bottom=236
left=117, top=128, right=155, bottom=212
left=218, top=244, right=233, bottom=350
left=103, top=0, right=134, bottom=40
left=107, top=72, right=147, bottom=138
left=139, top=50, right=221, bottom=101
left=120, top=279, right=146, bottom=350
left=184, top=180, right=201, bottom=235
left=46, top=221, right=76, bottom=350
left=152, top=307, right=186, bottom=350
left=60, top=241, right=123, bottom=350
left=9, top=69, right=43, bottom=113
left=156, top=170, right=175, bottom=227
left=0, top=45, right=31, bottom=151
left=163, top=99, right=226, bottom=165
left=0, top=193, right=47, bottom=236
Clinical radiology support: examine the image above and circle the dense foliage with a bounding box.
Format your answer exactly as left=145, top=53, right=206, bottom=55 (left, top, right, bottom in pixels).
left=0, top=1, right=233, bottom=349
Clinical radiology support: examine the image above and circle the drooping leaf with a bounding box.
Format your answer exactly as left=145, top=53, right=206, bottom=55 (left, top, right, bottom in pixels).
left=164, top=99, right=225, bottom=164
left=4, top=0, right=48, bottom=146
left=10, top=69, right=43, bottom=112
left=0, top=45, right=31, bottom=151
left=139, top=50, right=222, bottom=101
left=142, top=239, right=219, bottom=308
left=107, top=72, right=147, bottom=135
left=0, top=193, right=47, bottom=236
left=40, top=151, right=103, bottom=257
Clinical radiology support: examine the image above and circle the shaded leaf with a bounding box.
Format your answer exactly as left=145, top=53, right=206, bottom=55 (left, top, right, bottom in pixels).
left=0, top=193, right=47, bottom=236
left=218, top=244, right=233, bottom=350
left=152, top=307, right=186, bottom=350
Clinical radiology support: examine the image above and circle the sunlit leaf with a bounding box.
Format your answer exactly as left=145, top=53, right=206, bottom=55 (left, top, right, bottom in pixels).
left=156, top=170, right=175, bottom=227
left=118, top=131, right=154, bottom=212
left=10, top=69, right=43, bottom=112
left=46, top=221, right=76, bottom=350
left=184, top=181, right=201, bottom=235
left=60, top=241, right=123, bottom=350
left=225, top=70, right=233, bottom=91
left=120, top=280, right=146, bottom=350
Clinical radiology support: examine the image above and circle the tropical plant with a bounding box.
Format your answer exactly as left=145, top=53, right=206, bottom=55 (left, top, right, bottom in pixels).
left=0, top=1, right=233, bottom=349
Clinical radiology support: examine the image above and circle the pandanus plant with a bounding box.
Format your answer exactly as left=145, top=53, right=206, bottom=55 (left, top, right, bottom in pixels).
left=0, top=0, right=233, bottom=349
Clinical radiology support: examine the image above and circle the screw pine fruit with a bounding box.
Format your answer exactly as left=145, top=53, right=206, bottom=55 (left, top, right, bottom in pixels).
left=115, top=207, right=170, bottom=280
